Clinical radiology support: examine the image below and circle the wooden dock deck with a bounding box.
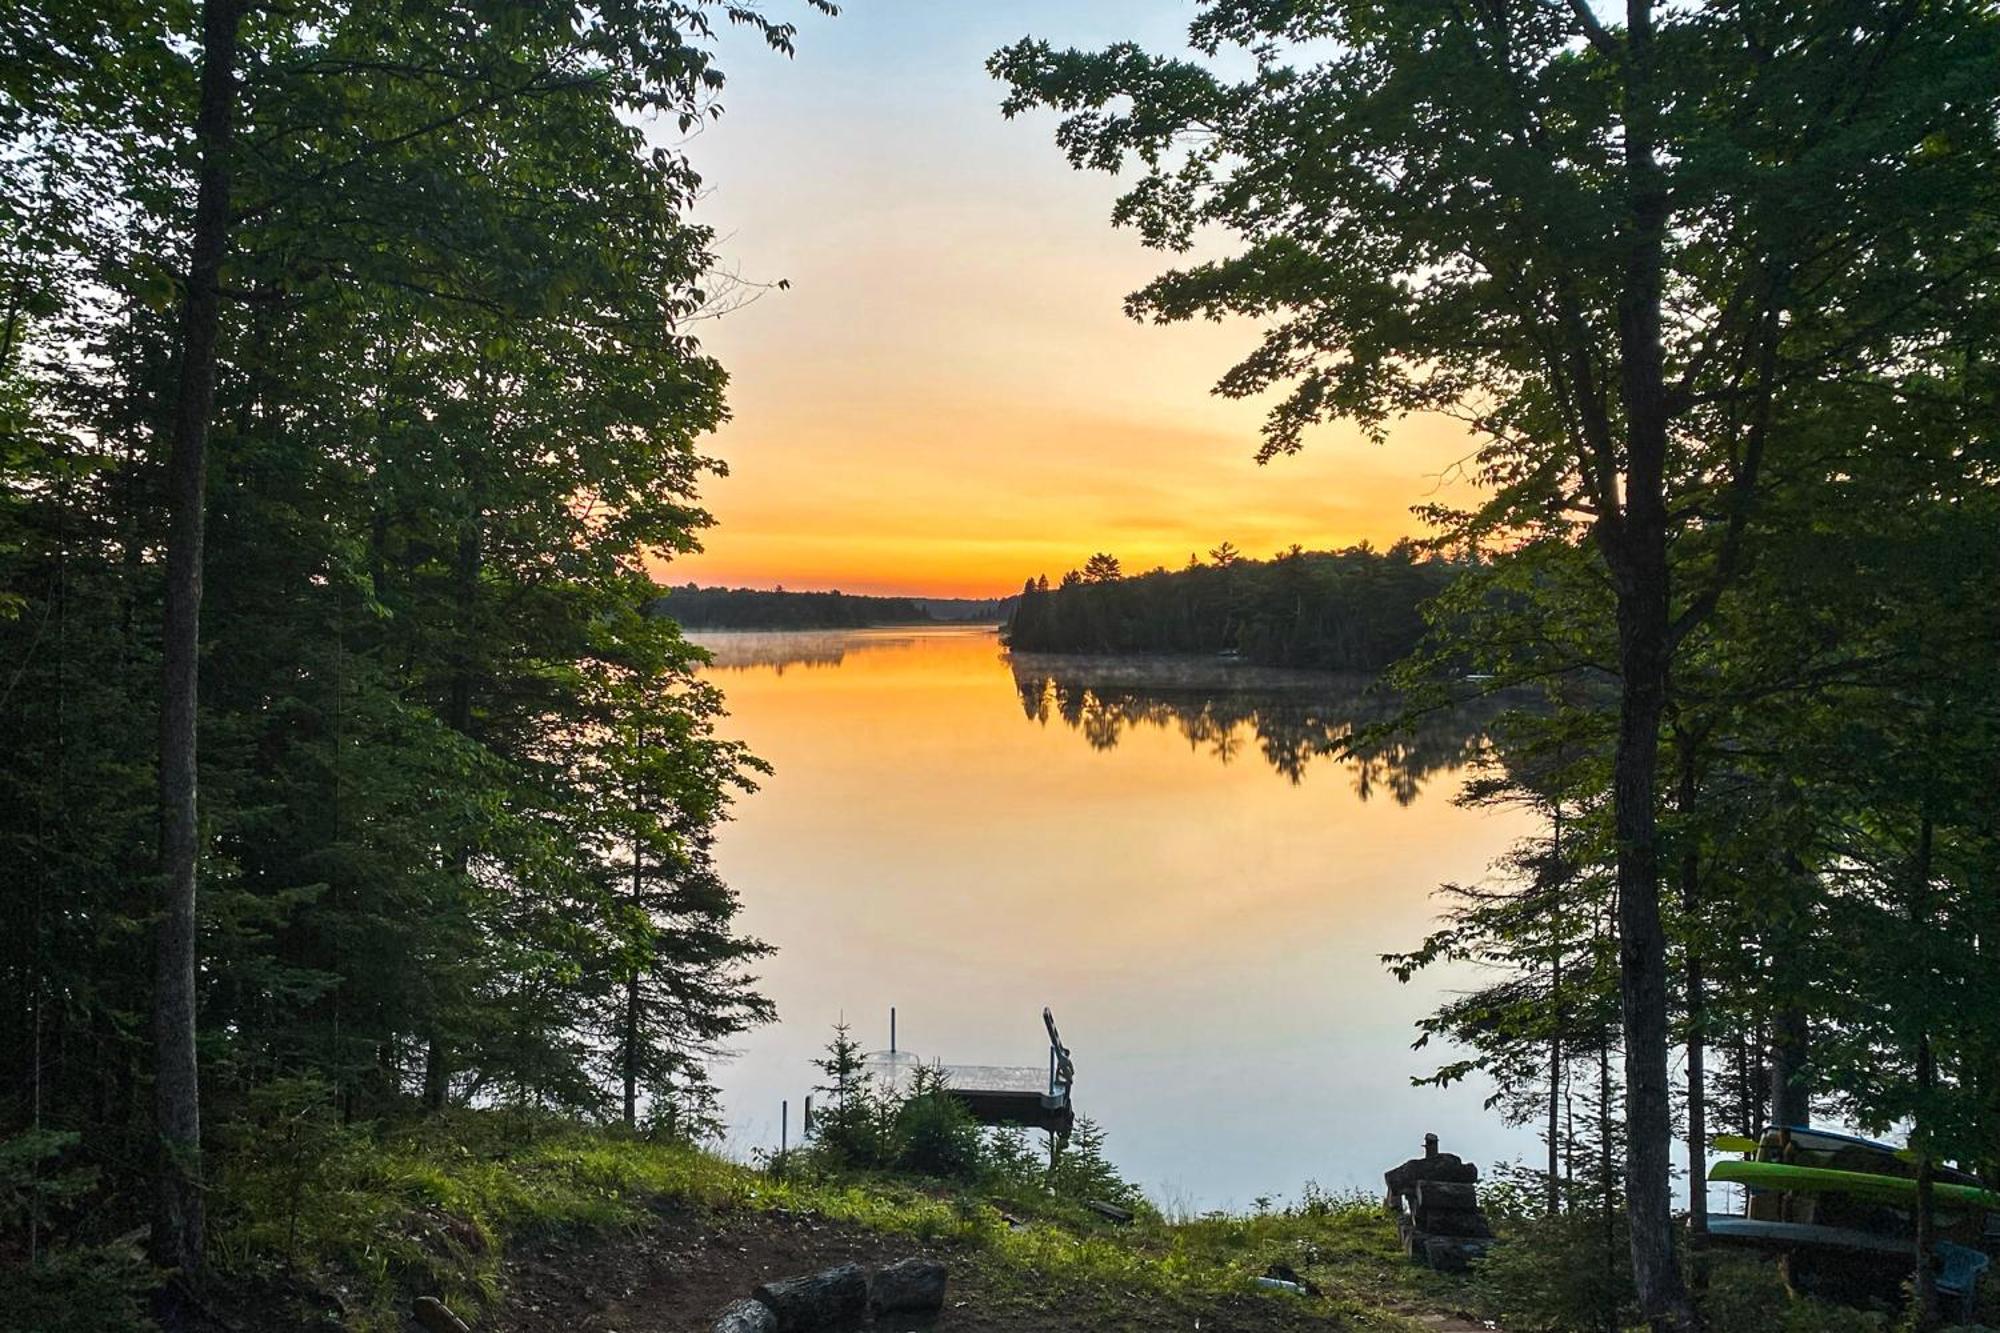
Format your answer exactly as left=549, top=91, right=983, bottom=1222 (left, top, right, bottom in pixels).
left=863, top=1008, right=1075, bottom=1135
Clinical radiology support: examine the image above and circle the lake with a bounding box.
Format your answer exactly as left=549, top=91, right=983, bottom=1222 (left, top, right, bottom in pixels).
left=694, top=624, right=1536, bottom=1210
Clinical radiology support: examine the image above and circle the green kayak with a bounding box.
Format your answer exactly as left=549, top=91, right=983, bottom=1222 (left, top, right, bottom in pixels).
left=1710, top=1159, right=2000, bottom=1213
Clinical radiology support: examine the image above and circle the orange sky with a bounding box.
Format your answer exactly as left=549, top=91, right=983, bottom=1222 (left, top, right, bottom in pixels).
left=648, top=3, right=1487, bottom=600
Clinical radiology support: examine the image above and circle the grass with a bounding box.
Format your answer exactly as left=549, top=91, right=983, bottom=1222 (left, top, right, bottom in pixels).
left=208, top=1110, right=1460, bottom=1332
left=207, top=1110, right=1990, bottom=1333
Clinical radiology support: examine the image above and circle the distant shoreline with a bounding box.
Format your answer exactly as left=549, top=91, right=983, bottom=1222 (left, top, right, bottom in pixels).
left=650, top=584, right=1018, bottom=631
left=685, top=620, right=1005, bottom=630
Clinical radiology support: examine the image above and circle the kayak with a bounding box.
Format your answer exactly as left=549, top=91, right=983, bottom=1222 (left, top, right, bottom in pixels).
left=1710, top=1159, right=2000, bottom=1213
left=1759, top=1125, right=1908, bottom=1157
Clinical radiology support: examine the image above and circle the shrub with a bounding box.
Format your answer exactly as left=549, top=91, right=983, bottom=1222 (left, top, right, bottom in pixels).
left=0, top=1243, right=155, bottom=1333
left=0, top=1130, right=155, bottom=1333
left=1046, top=1117, right=1145, bottom=1212
left=1475, top=1205, right=1634, bottom=1332
left=889, top=1067, right=987, bottom=1181
left=1698, top=1253, right=1890, bottom=1333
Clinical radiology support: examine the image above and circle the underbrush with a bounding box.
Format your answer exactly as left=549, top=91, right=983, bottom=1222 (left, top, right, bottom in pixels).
left=200, top=1092, right=1450, bottom=1332
left=25, top=1100, right=1988, bottom=1333
left=1463, top=1164, right=1997, bottom=1332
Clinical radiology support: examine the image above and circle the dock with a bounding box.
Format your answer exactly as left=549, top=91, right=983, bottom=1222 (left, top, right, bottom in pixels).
left=863, top=1007, right=1076, bottom=1136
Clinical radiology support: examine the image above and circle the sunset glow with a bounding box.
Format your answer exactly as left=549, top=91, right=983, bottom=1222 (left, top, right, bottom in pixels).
left=650, top=2, right=1485, bottom=599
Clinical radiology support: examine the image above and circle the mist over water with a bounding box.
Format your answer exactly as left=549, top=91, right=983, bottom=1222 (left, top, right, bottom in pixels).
left=697, top=624, right=1536, bottom=1208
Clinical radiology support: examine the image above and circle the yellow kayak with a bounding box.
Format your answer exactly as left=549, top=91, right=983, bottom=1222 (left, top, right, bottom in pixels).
left=1710, top=1159, right=2000, bottom=1213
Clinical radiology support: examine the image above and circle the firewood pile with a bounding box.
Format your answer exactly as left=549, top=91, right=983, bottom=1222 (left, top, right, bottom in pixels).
left=1383, top=1134, right=1496, bottom=1273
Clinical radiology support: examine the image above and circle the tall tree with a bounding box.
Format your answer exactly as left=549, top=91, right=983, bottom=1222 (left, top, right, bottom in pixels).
left=2, top=0, right=832, bottom=1296
left=153, top=0, right=245, bottom=1279
left=993, top=5, right=2000, bottom=1324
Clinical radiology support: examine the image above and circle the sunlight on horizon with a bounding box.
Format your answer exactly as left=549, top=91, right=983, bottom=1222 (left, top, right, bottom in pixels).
left=647, top=1, right=1489, bottom=600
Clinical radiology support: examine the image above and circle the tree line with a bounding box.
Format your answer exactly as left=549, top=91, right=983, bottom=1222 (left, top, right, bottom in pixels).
left=655, top=583, right=934, bottom=629
left=994, top=4, right=2000, bottom=1329
left=1005, top=542, right=1456, bottom=671
left=2, top=0, right=831, bottom=1311
left=654, top=584, right=1020, bottom=629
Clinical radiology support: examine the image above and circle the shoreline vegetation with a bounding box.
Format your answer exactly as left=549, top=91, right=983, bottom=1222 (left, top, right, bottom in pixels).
left=653, top=584, right=1015, bottom=631
left=157, top=1100, right=1922, bottom=1333
left=1003, top=544, right=1454, bottom=673
left=184, top=1105, right=1460, bottom=1333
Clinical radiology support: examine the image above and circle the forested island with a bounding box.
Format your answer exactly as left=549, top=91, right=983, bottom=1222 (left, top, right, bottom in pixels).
left=655, top=584, right=1015, bottom=629
left=1005, top=543, right=1453, bottom=672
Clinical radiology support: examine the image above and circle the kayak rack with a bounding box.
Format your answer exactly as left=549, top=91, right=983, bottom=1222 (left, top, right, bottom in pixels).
left=1707, top=1124, right=1998, bottom=1321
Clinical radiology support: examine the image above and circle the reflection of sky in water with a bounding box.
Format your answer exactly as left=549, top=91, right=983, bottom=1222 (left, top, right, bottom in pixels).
left=692, top=625, right=1536, bottom=1209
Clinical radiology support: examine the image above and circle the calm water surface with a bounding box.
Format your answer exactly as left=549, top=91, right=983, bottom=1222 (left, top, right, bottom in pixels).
left=695, top=624, right=1535, bottom=1209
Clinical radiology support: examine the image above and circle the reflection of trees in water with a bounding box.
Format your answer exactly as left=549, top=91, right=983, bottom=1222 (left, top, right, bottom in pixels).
left=1010, top=655, right=1495, bottom=804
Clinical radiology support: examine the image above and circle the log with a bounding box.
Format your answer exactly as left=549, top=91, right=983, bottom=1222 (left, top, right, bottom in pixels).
left=1083, top=1199, right=1135, bottom=1224
left=1413, top=1206, right=1494, bottom=1240
left=1413, top=1180, right=1479, bottom=1213
left=1384, top=1153, right=1478, bottom=1211
left=869, top=1257, right=948, bottom=1316
left=714, top=1299, right=780, bottom=1333
left=413, top=1297, right=472, bottom=1333
left=753, top=1262, right=868, bottom=1330
left=1421, top=1235, right=1493, bottom=1274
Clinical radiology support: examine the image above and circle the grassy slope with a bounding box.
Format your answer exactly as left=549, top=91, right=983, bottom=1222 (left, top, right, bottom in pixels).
left=209, top=1114, right=1472, bottom=1332
left=208, top=1114, right=1965, bottom=1332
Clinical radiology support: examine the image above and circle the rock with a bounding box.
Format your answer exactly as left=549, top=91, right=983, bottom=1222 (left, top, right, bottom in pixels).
left=413, top=1297, right=472, bottom=1333
left=714, top=1298, right=780, bottom=1333
left=753, top=1262, right=868, bottom=1330
left=1414, top=1180, right=1479, bottom=1213
left=870, top=1257, right=948, bottom=1317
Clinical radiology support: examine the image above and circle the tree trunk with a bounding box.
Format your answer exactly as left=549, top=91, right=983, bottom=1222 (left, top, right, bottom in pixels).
left=1548, top=798, right=1565, bottom=1216
left=152, top=0, right=243, bottom=1283
left=1913, top=1037, right=1939, bottom=1329
left=1677, top=739, right=1708, bottom=1281
left=1769, top=1006, right=1810, bottom=1128
left=1599, top=1032, right=1618, bottom=1333
left=1608, top=544, right=1688, bottom=1329
left=1604, top=4, right=1694, bottom=1324
left=623, top=831, right=643, bottom=1128
left=422, top=1039, right=449, bottom=1112
left=1910, top=814, right=1939, bottom=1329
left=424, top=449, right=485, bottom=1114
left=1548, top=957, right=1563, bottom=1215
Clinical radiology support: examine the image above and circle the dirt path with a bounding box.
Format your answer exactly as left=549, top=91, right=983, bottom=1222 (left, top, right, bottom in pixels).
left=491, top=1200, right=1382, bottom=1332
